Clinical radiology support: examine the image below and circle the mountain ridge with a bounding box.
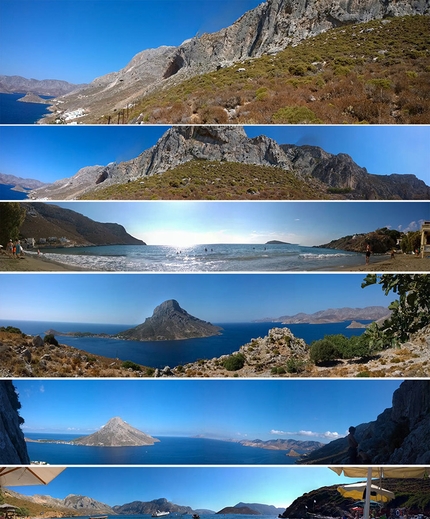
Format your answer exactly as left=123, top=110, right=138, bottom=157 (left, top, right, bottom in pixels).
left=0, top=75, right=86, bottom=96
left=255, top=306, right=390, bottom=324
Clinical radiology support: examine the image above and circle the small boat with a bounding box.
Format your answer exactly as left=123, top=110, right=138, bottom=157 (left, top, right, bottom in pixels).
left=152, top=512, right=170, bottom=517
left=193, top=514, right=200, bottom=519
left=89, top=516, right=108, bottom=519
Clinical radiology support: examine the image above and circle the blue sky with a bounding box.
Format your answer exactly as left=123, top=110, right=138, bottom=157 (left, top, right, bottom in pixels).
left=0, top=126, right=429, bottom=184
left=15, top=379, right=401, bottom=442
left=0, top=273, right=400, bottom=323
left=0, top=0, right=262, bottom=83
left=7, top=466, right=368, bottom=510
left=36, top=200, right=430, bottom=247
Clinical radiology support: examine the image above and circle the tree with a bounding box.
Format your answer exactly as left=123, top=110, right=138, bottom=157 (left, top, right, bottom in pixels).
left=0, top=202, right=26, bottom=246
left=362, top=274, right=430, bottom=348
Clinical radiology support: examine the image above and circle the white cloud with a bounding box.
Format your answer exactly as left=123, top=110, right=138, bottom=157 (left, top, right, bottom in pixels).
left=270, top=429, right=344, bottom=440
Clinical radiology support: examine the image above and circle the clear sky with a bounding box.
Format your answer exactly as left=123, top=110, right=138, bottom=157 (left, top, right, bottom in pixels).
left=0, top=273, right=400, bottom=324
left=7, top=466, right=368, bottom=510
left=38, top=200, right=430, bottom=247
left=0, top=126, right=428, bottom=184
left=15, top=379, right=401, bottom=441
left=0, top=0, right=263, bottom=83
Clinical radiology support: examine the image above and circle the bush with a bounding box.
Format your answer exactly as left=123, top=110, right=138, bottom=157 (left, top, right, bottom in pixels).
left=309, top=338, right=341, bottom=365
left=272, top=106, right=321, bottom=124
left=43, top=334, right=58, bottom=346
left=286, top=357, right=306, bottom=374
left=0, top=326, right=22, bottom=334
left=122, top=360, right=142, bottom=371
left=222, top=353, right=246, bottom=371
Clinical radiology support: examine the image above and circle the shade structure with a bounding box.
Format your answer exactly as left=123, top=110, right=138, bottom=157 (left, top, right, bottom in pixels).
left=331, top=467, right=430, bottom=519
left=0, top=467, right=65, bottom=487
left=337, top=482, right=394, bottom=502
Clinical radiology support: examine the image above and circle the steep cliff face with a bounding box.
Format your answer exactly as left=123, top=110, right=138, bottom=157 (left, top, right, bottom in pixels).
left=300, top=380, right=430, bottom=464
left=49, top=0, right=429, bottom=116
left=29, top=126, right=430, bottom=200
left=0, top=381, right=30, bottom=464
left=119, top=299, right=222, bottom=341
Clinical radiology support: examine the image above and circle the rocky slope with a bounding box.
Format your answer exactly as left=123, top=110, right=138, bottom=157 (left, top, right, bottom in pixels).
left=29, top=126, right=430, bottom=200
left=0, top=173, right=46, bottom=191
left=299, top=380, right=430, bottom=464
left=44, top=0, right=429, bottom=121
left=113, top=497, right=193, bottom=515
left=19, top=202, right=145, bottom=247
left=72, top=417, right=159, bottom=447
left=119, top=299, right=222, bottom=341
left=217, top=506, right=259, bottom=515
left=235, top=503, right=285, bottom=515
left=237, top=438, right=324, bottom=455
left=256, top=306, right=390, bottom=324
left=318, top=229, right=402, bottom=253
left=0, top=381, right=30, bottom=463
left=0, top=75, right=85, bottom=96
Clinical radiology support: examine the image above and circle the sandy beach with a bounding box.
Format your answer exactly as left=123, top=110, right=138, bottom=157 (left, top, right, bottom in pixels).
left=0, top=252, right=88, bottom=272
left=340, top=253, right=430, bottom=272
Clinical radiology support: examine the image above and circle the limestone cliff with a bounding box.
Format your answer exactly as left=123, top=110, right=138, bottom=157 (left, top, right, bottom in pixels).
left=29, top=126, right=430, bottom=200
left=119, top=299, right=222, bottom=341
left=0, top=381, right=30, bottom=464
left=300, top=380, right=430, bottom=464
left=48, top=0, right=429, bottom=117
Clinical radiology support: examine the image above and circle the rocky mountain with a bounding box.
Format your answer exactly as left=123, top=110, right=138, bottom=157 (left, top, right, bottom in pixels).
left=119, top=299, right=222, bottom=341
left=28, top=126, right=430, bottom=201
left=0, top=381, right=30, bottom=463
left=44, top=0, right=429, bottom=121
left=299, top=380, right=430, bottom=464
left=63, top=494, right=116, bottom=514
left=235, top=503, right=285, bottom=515
left=72, top=416, right=159, bottom=447
left=19, top=202, right=145, bottom=247
left=237, top=438, right=324, bottom=455
left=256, top=306, right=390, bottom=324
left=113, top=497, right=193, bottom=515
left=217, top=506, right=259, bottom=515
left=0, top=172, right=46, bottom=191
left=0, top=75, right=85, bottom=96
left=317, top=228, right=402, bottom=253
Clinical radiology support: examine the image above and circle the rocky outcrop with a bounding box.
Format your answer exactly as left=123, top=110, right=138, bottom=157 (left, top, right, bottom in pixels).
left=63, top=494, right=116, bottom=514
left=47, top=0, right=429, bottom=118
left=0, top=75, right=85, bottom=96
left=29, top=126, right=430, bottom=200
left=317, top=228, right=402, bottom=253
left=299, top=380, right=430, bottom=464
left=217, top=507, right=259, bottom=515
left=0, top=381, right=30, bottom=464
left=20, top=202, right=145, bottom=247
left=234, top=503, right=285, bottom=516
left=113, top=497, right=193, bottom=515
left=119, top=299, right=222, bottom=341
left=237, top=438, right=324, bottom=453
left=17, top=93, right=51, bottom=104
left=72, top=416, right=159, bottom=447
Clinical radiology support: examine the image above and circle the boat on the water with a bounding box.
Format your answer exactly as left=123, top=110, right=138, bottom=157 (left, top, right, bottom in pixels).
left=152, top=512, right=170, bottom=517
left=89, top=516, right=108, bottom=519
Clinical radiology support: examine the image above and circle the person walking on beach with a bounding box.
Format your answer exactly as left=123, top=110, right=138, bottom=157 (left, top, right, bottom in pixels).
left=365, top=244, right=372, bottom=265
left=347, top=426, right=359, bottom=463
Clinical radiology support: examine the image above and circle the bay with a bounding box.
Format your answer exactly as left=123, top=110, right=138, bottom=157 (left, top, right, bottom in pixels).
left=0, top=183, right=29, bottom=200
left=25, top=434, right=298, bottom=465
left=0, top=319, right=368, bottom=368
left=0, top=92, right=53, bottom=123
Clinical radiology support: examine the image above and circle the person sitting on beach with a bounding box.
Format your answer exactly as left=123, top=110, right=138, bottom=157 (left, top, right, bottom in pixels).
left=347, top=426, right=359, bottom=463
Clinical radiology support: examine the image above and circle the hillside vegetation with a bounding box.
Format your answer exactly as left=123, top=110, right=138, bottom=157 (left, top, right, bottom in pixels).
left=102, top=16, right=429, bottom=125
left=80, top=161, right=338, bottom=200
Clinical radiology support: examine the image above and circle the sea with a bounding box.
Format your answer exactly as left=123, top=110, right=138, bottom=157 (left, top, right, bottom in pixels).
left=0, top=183, right=29, bottom=200
left=49, top=515, right=277, bottom=519
left=0, top=319, right=369, bottom=368
left=25, top=433, right=301, bottom=465
left=0, top=92, right=53, bottom=123
left=28, top=243, right=372, bottom=271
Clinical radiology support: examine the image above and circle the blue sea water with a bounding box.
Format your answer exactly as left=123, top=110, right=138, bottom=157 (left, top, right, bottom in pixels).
left=31, top=242, right=370, bottom=271
left=0, top=319, right=368, bottom=368
left=50, top=515, right=276, bottom=519
left=25, top=433, right=298, bottom=465
left=0, top=92, right=54, bottom=123
left=0, top=183, right=29, bottom=200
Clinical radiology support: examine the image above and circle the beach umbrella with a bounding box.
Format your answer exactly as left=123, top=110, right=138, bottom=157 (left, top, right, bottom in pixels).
left=331, top=467, right=430, bottom=519
left=338, top=482, right=394, bottom=502
left=0, top=466, right=65, bottom=487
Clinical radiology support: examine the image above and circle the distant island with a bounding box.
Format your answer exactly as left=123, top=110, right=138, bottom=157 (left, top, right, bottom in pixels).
left=265, top=240, right=291, bottom=245
left=17, top=93, right=51, bottom=104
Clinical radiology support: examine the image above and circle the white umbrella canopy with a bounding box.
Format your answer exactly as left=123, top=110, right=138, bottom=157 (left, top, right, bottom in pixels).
left=337, top=482, right=395, bottom=502
left=0, top=467, right=65, bottom=487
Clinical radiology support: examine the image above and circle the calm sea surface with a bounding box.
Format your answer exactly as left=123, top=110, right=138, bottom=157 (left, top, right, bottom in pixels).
left=25, top=434, right=299, bottom=465
left=0, top=92, right=53, bottom=123
left=0, top=319, right=368, bottom=368
left=0, top=183, right=29, bottom=200
left=50, top=515, right=277, bottom=519
left=31, top=243, right=371, bottom=271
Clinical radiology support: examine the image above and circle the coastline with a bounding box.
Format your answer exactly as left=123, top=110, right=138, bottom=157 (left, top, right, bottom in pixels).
left=0, top=252, right=89, bottom=272
left=337, top=253, right=430, bottom=272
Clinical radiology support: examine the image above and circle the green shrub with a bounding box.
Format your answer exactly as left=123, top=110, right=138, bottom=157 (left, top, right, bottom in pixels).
left=0, top=326, right=23, bottom=334
left=43, top=334, right=58, bottom=346
left=286, top=357, right=306, bottom=374
left=309, top=338, right=341, bottom=365
left=223, top=353, right=246, bottom=371
left=272, top=106, right=321, bottom=124
left=122, top=360, right=142, bottom=371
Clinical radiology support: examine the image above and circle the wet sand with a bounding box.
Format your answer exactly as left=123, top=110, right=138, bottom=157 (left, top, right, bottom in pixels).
left=0, top=253, right=88, bottom=272
left=339, top=253, right=430, bottom=272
